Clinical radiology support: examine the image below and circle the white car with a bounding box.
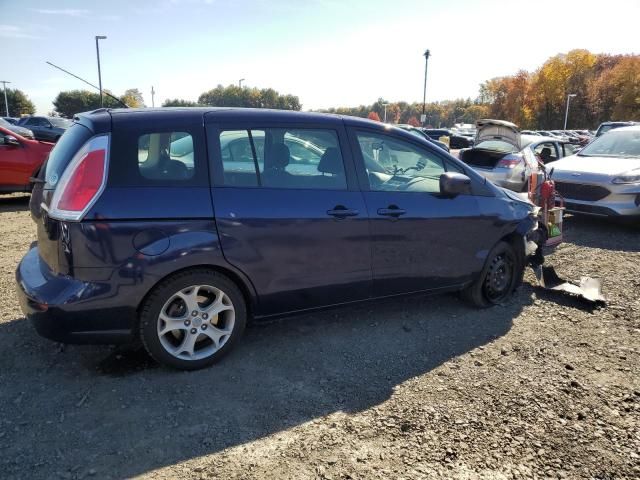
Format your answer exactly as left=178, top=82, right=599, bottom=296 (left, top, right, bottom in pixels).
left=546, top=126, right=640, bottom=217
left=458, top=119, right=576, bottom=192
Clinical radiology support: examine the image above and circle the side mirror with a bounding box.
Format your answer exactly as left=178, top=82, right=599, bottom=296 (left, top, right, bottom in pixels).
left=2, top=135, right=20, bottom=147
left=440, top=172, right=472, bottom=196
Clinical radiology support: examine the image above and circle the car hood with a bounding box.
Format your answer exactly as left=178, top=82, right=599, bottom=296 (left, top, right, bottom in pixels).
left=8, top=125, right=33, bottom=137
left=546, top=154, right=640, bottom=177
left=500, top=186, right=534, bottom=208
left=475, top=119, right=521, bottom=150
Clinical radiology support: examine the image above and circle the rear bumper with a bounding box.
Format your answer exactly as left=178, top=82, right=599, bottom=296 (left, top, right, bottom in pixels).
left=15, top=245, right=138, bottom=344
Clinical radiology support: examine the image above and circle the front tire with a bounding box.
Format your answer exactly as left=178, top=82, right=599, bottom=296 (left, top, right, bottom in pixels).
left=463, top=241, right=522, bottom=308
left=139, top=269, right=246, bottom=370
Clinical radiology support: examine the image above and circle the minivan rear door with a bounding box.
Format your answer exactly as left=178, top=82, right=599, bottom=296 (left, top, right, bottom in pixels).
left=205, top=114, right=372, bottom=316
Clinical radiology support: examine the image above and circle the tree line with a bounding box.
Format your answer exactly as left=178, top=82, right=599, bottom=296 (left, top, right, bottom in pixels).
left=321, top=50, right=639, bottom=129
left=163, top=84, right=301, bottom=110
left=478, top=50, right=640, bottom=129
left=4, top=49, right=638, bottom=128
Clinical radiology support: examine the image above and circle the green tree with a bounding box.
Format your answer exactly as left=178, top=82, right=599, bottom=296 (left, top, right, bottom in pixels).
left=52, top=90, right=120, bottom=118
left=198, top=84, right=301, bottom=110
left=162, top=98, right=200, bottom=107
left=0, top=88, right=36, bottom=117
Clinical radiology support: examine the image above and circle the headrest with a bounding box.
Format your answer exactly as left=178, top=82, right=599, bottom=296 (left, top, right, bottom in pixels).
left=318, top=147, right=343, bottom=175
left=266, top=143, right=290, bottom=170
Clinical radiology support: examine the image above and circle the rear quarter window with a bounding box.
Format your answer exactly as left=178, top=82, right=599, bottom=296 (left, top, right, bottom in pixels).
left=138, top=132, right=194, bottom=181
left=44, top=123, right=93, bottom=189
left=108, top=121, right=208, bottom=187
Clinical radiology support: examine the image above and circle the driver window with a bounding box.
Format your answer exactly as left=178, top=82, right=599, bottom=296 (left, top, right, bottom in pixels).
left=534, top=142, right=558, bottom=163
left=355, top=131, right=447, bottom=193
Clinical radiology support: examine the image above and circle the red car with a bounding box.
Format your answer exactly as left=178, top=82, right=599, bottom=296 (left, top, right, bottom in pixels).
left=0, top=125, right=54, bottom=194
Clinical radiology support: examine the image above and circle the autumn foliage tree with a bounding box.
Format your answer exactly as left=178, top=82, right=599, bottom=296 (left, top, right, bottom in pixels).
left=406, top=116, right=420, bottom=127
left=324, top=50, right=638, bottom=130
left=367, top=111, right=381, bottom=121
left=480, top=50, right=639, bottom=128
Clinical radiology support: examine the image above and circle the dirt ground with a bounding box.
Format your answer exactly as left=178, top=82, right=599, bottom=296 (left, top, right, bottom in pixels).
left=0, top=193, right=638, bottom=480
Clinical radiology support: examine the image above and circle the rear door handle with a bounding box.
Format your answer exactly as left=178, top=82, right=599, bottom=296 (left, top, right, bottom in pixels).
left=327, top=206, right=359, bottom=218
left=377, top=207, right=406, bottom=217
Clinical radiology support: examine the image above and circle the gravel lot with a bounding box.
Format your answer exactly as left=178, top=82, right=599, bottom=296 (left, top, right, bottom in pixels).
left=0, top=193, right=638, bottom=480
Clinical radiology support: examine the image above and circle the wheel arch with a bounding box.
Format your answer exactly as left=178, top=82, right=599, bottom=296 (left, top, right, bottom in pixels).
left=135, top=263, right=258, bottom=323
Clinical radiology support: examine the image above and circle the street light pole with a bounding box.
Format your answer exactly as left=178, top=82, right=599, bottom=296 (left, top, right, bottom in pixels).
left=95, top=35, right=107, bottom=107
left=151, top=86, right=155, bottom=107
left=383, top=103, right=389, bottom=123
left=239, top=78, right=245, bottom=88
left=422, top=49, right=431, bottom=126
left=0, top=81, right=10, bottom=117
left=564, top=93, right=577, bottom=130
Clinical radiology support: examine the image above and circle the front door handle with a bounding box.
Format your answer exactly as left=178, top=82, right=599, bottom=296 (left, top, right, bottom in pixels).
left=327, top=206, right=359, bottom=218
left=377, top=206, right=407, bottom=217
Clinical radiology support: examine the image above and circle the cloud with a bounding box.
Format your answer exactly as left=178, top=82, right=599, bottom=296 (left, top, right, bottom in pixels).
left=30, top=8, right=90, bottom=17
left=0, top=25, right=41, bottom=39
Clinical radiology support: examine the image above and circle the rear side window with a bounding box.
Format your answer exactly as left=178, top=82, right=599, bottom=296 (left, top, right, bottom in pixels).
left=108, top=121, right=207, bottom=188
left=138, top=132, right=194, bottom=180
left=44, top=123, right=92, bottom=188
left=219, top=128, right=347, bottom=190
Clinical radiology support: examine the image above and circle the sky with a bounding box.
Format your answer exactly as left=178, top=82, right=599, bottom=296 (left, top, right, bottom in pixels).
left=2, top=0, right=639, bottom=115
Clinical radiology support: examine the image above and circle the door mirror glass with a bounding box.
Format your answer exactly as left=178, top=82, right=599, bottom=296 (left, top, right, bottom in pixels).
left=2, top=135, right=20, bottom=147
left=439, top=172, right=472, bottom=196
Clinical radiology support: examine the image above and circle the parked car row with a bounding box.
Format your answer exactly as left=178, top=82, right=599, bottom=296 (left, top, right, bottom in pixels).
left=17, top=116, right=72, bottom=142
left=455, top=119, right=640, bottom=219
left=423, top=128, right=474, bottom=149
left=521, top=129, right=594, bottom=145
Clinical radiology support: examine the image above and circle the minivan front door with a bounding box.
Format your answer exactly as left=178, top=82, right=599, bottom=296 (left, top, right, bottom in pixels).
left=350, top=128, right=500, bottom=297
left=206, top=120, right=372, bottom=316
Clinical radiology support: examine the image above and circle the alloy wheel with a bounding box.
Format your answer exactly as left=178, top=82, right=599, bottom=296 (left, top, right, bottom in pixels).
left=157, top=284, right=235, bottom=361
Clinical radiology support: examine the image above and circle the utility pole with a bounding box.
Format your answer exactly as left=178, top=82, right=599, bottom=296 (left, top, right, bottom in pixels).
left=422, top=49, right=431, bottom=126
left=151, top=86, right=155, bottom=107
left=95, top=35, right=107, bottom=107
left=239, top=78, right=245, bottom=88
left=383, top=103, right=389, bottom=123
left=564, top=93, right=577, bottom=130
left=0, top=81, right=10, bottom=116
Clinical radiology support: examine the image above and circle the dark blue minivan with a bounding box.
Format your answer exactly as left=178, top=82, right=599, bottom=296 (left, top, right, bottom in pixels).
left=16, top=108, right=540, bottom=370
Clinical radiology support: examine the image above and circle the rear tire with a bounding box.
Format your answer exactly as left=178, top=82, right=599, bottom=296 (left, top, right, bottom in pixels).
left=462, top=241, right=523, bottom=308
left=139, top=269, right=246, bottom=370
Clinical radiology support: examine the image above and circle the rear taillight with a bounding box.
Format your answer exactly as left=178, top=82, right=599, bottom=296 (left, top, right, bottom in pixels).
left=497, top=155, right=522, bottom=169
left=49, top=135, right=109, bottom=221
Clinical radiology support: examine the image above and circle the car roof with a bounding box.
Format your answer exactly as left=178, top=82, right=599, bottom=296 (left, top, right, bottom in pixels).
left=606, top=125, right=640, bottom=132
left=105, top=107, right=347, bottom=124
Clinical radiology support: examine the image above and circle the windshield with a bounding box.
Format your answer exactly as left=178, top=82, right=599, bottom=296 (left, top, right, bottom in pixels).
left=49, top=118, right=72, bottom=128
left=579, top=129, right=640, bottom=158
left=0, top=118, right=11, bottom=128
